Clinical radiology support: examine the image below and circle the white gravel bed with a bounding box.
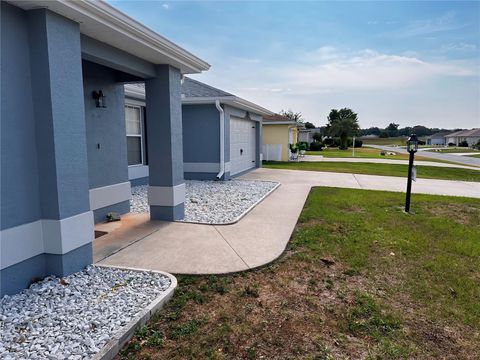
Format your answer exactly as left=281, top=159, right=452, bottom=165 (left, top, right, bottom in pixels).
left=130, top=179, right=279, bottom=224
left=0, top=266, right=171, bottom=360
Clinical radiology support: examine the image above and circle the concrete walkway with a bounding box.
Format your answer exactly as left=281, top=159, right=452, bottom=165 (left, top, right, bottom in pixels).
left=301, top=155, right=480, bottom=170
left=366, top=144, right=480, bottom=167
left=447, top=152, right=480, bottom=156
left=95, top=168, right=480, bottom=275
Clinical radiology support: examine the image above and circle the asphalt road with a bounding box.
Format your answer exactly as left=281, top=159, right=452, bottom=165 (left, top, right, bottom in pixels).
left=365, top=145, right=480, bottom=167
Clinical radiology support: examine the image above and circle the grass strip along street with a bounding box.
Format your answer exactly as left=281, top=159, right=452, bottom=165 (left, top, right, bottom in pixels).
left=263, top=161, right=480, bottom=182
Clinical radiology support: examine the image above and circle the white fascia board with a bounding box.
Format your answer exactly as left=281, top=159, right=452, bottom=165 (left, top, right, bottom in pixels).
left=125, top=85, right=146, bottom=101
left=263, top=121, right=297, bottom=125
left=230, top=98, right=275, bottom=117
left=181, top=97, right=233, bottom=105
left=124, top=85, right=274, bottom=117
left=182, top=97, right=274, bottom=117
left=10, top=0, right=210, bottom=74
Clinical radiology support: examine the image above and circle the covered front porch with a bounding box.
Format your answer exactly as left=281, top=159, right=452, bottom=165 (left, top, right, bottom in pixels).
left=83, top=50, right=187, bottom=223
left=0, top=0, right=209, bottom=296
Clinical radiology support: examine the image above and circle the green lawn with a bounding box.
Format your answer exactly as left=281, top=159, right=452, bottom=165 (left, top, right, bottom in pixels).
left=467, top=154, right=480, bottom=158
left=359, top=136, right=408, bottom=146
left=119, top=188, right=480, bottom=359
left=306, top=147, right=412, bottom=160
left=306, top=147, right=471, bottom=167
left=263, top=161, right=480, bottom=182
left=425, top=148, right=480, bottom=154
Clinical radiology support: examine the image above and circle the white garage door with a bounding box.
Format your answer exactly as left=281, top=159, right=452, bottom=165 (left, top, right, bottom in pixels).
left=230, top=117, right=256, bottom=176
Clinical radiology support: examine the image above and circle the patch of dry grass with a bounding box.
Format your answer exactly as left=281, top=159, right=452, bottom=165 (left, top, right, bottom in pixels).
left=118, top=188, right=480, bottom=360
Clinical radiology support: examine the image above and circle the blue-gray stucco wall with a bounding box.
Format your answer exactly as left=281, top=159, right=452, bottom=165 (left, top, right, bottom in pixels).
left=1, top=2, right=42, bottom=230
left=1, top=243, right=92, bottom=297
left=28, top=8, right=90, bottom=221
left=83, top=60, right=129, bottom=190
left=93, top=201, right=130, bottom=224
left=182, top=104, right=220, bottom=163
left=130, top=176, right=149, bottom=186
left=1, top=4, right=93, bottom=296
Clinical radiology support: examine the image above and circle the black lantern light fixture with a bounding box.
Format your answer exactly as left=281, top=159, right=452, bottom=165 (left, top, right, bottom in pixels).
left=406, top=133, right=419, bottom=153
left=92, top=90, right=106, bottom=108
left=405, top=133, right=418, bottom=213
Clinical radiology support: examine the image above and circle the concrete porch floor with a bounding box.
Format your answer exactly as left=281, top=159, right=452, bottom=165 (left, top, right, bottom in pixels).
left=94, top=168, right=480, bottom=274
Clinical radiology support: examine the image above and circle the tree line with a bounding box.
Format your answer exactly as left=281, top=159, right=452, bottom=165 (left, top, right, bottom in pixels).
left=360, top=123, right=462, bottom=138
left=280, top=109, right=463, bottom=139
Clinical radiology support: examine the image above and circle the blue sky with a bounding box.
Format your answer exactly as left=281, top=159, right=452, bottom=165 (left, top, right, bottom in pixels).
left=109, top=0, right=480, bottom=128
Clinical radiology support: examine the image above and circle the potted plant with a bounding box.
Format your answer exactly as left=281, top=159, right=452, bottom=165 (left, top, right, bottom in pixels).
left=289, top=143, right=299, bottom=160
left=298, top=142, right=307, bottom=156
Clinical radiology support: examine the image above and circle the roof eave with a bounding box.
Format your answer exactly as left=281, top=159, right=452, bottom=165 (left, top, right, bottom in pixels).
left=9, top=0, right=210, bottom=74
left=263, top=121, right=297, bottom=125
left=183, top=96, right=274, bottom=117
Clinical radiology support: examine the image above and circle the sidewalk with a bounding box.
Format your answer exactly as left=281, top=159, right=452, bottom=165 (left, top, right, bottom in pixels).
left=301, top=155, right=480, bottom=170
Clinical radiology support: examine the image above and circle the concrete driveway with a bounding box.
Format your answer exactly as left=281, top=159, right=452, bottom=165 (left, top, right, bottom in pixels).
left=95, top=168, right=480, bottom=275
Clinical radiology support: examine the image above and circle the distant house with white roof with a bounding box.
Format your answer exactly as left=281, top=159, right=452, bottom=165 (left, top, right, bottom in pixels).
left=426, top=131, right=450, bottom=146
left=445, top=129, right=480, bottom=146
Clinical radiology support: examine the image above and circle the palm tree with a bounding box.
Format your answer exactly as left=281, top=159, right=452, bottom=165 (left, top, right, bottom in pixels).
left=326, top=108, right=359, bottom=149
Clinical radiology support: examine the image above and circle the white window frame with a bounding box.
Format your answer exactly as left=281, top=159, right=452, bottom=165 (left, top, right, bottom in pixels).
left=125, top=104, right=144, bottom=166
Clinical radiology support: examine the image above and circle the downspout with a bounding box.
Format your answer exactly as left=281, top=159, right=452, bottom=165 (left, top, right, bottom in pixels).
left=215, top=100, right=225, bottom=180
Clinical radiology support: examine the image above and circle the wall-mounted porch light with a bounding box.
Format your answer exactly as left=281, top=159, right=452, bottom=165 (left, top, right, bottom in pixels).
left=92, top=90, right=106, bottom=108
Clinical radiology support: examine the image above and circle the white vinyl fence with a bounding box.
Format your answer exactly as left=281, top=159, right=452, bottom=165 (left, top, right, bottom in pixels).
left=262, top=144, right=282, bottom=161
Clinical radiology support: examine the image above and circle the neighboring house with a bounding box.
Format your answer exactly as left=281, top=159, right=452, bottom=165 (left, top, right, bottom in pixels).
left=298, top=127, right=322, bottom=144
left=426, top=132, right=450, bottom=146
left=1, top=0, right=209, bottom=296
left=124, top=79, right=273, bottom=182
left=445, top=129, right=480, bottom=146
left=262, top=114, right=299, bottom=161
left=298, top=127, right=313, bottom=144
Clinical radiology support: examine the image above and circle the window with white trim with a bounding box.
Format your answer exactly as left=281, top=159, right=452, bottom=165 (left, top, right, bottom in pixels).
left=125, top=105, right=143, bottom=166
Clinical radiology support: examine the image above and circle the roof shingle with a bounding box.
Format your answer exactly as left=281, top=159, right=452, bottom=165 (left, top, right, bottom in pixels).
left=125, top=77, right=234, bottom=99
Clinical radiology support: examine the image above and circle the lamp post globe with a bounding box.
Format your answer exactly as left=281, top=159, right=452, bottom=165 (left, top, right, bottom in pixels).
left=407, top=134, right=418, bottom=153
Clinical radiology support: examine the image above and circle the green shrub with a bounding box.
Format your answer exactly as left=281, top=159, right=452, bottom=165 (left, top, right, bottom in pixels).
left=347, top=138, right=363, bottom=148
left=298, top=142, right=309, bottom=151
left=309, top=142, right=324, bottom=151
left=458, top=140, right=469, bottom=147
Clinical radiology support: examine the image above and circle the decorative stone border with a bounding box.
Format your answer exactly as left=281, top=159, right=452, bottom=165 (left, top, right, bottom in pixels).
left=179, top=182, right=281, bottom=226
left=92, top=266, right=177, bottom=360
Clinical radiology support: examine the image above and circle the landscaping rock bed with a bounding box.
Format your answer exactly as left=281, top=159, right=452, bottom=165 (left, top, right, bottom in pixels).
left=0, top=266, right=171, bottom=360
left=130, top=180, right=279, bottom=224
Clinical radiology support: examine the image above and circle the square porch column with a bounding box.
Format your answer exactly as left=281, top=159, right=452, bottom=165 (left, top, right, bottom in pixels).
left=28, top=9, right=93, bottom=276
left=145, top=65, right=185, bottom=220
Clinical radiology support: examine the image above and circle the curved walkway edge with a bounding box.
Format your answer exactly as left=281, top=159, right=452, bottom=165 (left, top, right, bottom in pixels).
left=96, top=168, right=480, bottom=275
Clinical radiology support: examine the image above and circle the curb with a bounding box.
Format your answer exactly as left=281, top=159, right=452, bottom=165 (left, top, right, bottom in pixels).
left=92, top=265, right=177, bottom=360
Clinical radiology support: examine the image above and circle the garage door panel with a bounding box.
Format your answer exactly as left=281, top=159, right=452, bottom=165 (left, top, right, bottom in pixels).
left=230, top=117, right=256, bottom=176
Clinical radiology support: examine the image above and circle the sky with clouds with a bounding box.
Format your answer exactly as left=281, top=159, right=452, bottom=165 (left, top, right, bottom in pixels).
left=109, top=0, right=480, bottom=129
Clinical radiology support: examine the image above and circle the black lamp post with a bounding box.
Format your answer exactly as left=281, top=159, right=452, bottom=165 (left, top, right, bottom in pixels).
left=405, top=133, right=418, bottom=213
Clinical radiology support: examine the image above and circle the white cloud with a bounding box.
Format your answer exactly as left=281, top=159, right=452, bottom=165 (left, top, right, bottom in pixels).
left=190, top=46, right=479, bottom=128
left=441, top=42, right=477, bottom=51
left=162, top=3, right=170, bottom=10
left=383, top=11, right=464, bottom=38
left=275, top=47, right=476, bottom=94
